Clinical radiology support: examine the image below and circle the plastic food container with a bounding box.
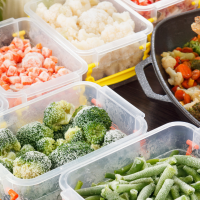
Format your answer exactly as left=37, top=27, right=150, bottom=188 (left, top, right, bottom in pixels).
left=59, top=121, right=200, bottom=200
left=25, top=0, right=153, bottom=84
left=0, top=81, right=147, bottom=200
left=0, top=17, right=88, bottom=110
left=122, top=0, right=199, bottom=24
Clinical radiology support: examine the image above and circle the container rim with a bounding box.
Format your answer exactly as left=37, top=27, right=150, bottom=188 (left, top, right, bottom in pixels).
left=151, top=9, right=200, bottom=127
left=0, top=81, right=147, bottom=186
left=59, top=121, right=199, bottom=192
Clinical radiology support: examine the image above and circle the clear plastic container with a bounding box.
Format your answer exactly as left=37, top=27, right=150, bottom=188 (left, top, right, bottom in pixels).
left=0, top=18, right=88, bottom=110
left=122, top=0, right=199, bottom=24
left=59, top=121, right=200, bottom=200
left=0, top=81, right=147, bottom=200
left=25, top=0, right=153, bottom=81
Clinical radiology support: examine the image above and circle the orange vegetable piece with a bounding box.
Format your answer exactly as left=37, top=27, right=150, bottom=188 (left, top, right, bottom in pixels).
left=186, top=140, right=199, bottom=149
left=21, top=76, right=33, bottom=85
left=172, top=85, right=179, bottom=93
left=1, top=74, right=10, bottom=83
left=175, top=47, right=182, bottom=51
left=195, top=57, right=200, bottom=60
left=42, top=47, right=52, bottom=58
left=192, top=69, right=200, bottom=80
left=186, top=146, right=192, bottom=155
left=181, top=47, right=193, bottom=53
left=182, top=79, right=197, bottom=89
left=193, top=52, right=199, bottom=57
left=182, top=61, right=191, bottom=68
left=58, top=68, right=70, bottom=76
left=38, top=71, right=49, bottom=82
left=30, top=47, right=42, bottom=54
left=2, top=59, right=16, bottom=68
left=7, top=66, right=17, bottom=77
left=9, top=76, right=21, bottom=84
left=1, top=84, right=10, bottom=91
left=43, top=58, right=55, bottom=71
left=55, top=66, right=65, bottom=73
left=175, top=90, right=185, bottom=101
left=176, top=64, right=192, bottom=79
left=8, top=189, right=18, bottom=200
left=36, top=43, right=42, bottom=49
left=1, top=46, right=9, bottom=52
left=12, top=38, right=24, bottom=51
left=184, top=93, right=191, bottom=104
left=15, top=83, right=23, bottom=89
left=50, top=56, right=58, bottom=63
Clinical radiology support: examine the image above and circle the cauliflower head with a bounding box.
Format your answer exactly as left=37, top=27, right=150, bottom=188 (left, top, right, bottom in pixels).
left=89, top=0, right=99, bottom=6
left=161, top=56, right=176, bottom=70
left=57, top=14, right=78, bottom=30
left=78, top=8, right=113, bottom=34
left=103, top=130, right=126, bottom=146
left=56, top=26, right=78, bottom=41
left=36, top=2, right=48, bottom=21
left=13, top=151, right=51, bottom=179
left=77, top=29, right=99, bottom=41
left=95, top=1, right=117, bottom=16
left=165, top=67, right=184, bottom=86
left=112, top=12, right=133, bottom=26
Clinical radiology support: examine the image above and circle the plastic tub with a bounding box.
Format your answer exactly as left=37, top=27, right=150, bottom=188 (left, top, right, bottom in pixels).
left=0, top=17, right=88, bottom=110
left=0, top=81, right=147, bottom=200
left=25, top=0, right=153, bottom=83
left=59, top=121, right=200, bottom=200
left=122, top=0, right=199, bottom=24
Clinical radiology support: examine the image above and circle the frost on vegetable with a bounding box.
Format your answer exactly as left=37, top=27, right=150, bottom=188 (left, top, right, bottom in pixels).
left=16, top=121, right=54, bottom=148
left=36, top=137, right=55, bottom=156
left=0, top=157, right=13, bottom=173
left=16, top=144, right=35, bottom=158
left=0, top=128, right=21, bottom=156
left=43, top=100, right=75, bottom=131
left=64, top=126, right=85, bottom=143
left=13, top=151, right=51, bottom=179
left=49, top=141, right=93, bottom=169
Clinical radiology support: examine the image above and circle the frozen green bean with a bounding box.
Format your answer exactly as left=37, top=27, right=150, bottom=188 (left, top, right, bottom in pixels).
left=120, top=192, right=129, bottom=200
left=91, top=183, right=97, bottom=187
left=191, top=181, right=200, bottom=190
left=85, top=196, right=101, bottom=200
left=105, top=173, right=115, bottom=179
left=179, top=175, right=193, bottom=184
left=127, top=157, right=144, bottom=175
left=100, top=198, right=104, bottom=200
left=129, top=178, right=154, bottom=184
left=155, top=179, right=174, bottom=200
left=157, top=157, right=177, bottom=165
left=76, top=185, right=106, bottom=196
left=154, top=165, right=177, bottom=196
left=115, top=183, right=148, bottom=193
left=170, top=150, right=180, bottom=157
left=174, top=195, right=187, bottom=200
left=146, top=159, right=159, bottom=165
left=154, top=177, right=160, bottom=185
left=195, top=191, right=200, bottom=198
left=177, top=166, right=187, bottom=177
left=75, top=180, right=83, bottom=190
left=141, top=157, right=148, bottom=170
left=115, top=163, right=133, bottom=175
left=101, top=186, right=124, bottom=200
left=166, top=193, right=173, bottom=200
left=183, top=165, right=200, bottom=182
left=174, top=155, right=200, bottom=169
left=197, top=169, right=200, bottom=173
left=190, top=193, right=198, bottom=200
left=137, top=183, right=155, bottom=200
left=173, top=176, right=195, bottom=195
left=120, top=164, right=168, bottom=181
left=171, top=185, right=180, bottom=199
left=130, top=189, right=138, bottom=200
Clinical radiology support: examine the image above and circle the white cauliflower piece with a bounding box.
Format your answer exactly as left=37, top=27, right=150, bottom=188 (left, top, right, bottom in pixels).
left=165, top=67, right=184, bottom=86
left=91, top=67, right=104, bottom=80
left=112, top=12, right=131, bottom=23
left=184, top=98, right=200, bottom=110
left=95, top=1, right=117, bottom=16
left=78, top=29, right=99, bottom=41
left=101, top=21, right=134, bottom=43
left=104, top=62, right=119, bottom=76
left=71, top=37, right=105, bottom=50
left=57, top=14, right=78, bottom=30
left=56, top=27, right=78, bottom=41
left=64, top=0, right=91, bottom=16
left=162, top=56, right=176, bottom=70
left=161, top=52, right=171, bottom=57
left=36, top=3, right=48, bottom=20
left=180, top=86, right=200, bottom=99
left=78, top=8, right=113, bottom=34
left=89, top=0, right=99, bottom=6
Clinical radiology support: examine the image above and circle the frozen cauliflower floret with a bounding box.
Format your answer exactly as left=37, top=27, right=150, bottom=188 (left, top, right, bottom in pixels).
left=78, top=29, right=99, bottom=41
left=112, top=12, right=132, bottom=23
left=184, top=98, right=200, bottom=110
left=56, top=27, right=78, bottom=41
left=36, top=2, right=48, bottom=20
left=64, top=0, right=91, bottom=17
left=161, top=52, right=171, bottom=57
left=78, top=8, right=113, bottom=34
left=95, top=1, right=117, bottom=16
left=180, top=86, right=200, bottom=100
left=91, top=67, right=104, bottom=80
left=89, top=0, right=99, bottom=6
left=105, top=62, right=119, bottom=76
left=166, top=67, right=184, bottom=86
left=71, top=37, right=104, bottom=50
left=57, top=14, right=78, bottom=30
left=101, top=21, right=134, bottom=43
left=162, top=56, right=176, bottom=70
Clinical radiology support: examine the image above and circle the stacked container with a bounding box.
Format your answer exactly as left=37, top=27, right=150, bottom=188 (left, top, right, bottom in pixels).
left=25, top=0, right=153, bottom=82
left=0, top=81, right=147, bottom=200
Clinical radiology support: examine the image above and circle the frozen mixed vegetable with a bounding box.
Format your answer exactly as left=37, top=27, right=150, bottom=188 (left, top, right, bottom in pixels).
left=161, top=16, right=200, bottom=122
left=74, top=151, right=200, bottom=200
left=0, top=37, right=72, bottom=92
left=0, top=100, right=127, bottom=179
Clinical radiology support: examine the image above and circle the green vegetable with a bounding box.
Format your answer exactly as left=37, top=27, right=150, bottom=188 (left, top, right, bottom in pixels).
left=0, top=128, right=21, bottom=156
left=43, top=100, right=74, bottom=131
left=191, top=60, right=200, bottom=70
left=16, top=144, right=35, bottom=157
left=184, top=40, right=200, bottom=55
left=190, top=193, right=198, bottom=200
left=171, top=185, right=180, bottom=199
left=16, top=121, right=53, bottom=148
left=120, top=192, right=129, bottom=200
left=85, top=196, right=101, bottom=200
left=179, top=175, right=193, bottom=184
left=72, top=105, right=87, bottom=118
left=146, top=159, right=159, bottom=165
left=75, top=180, right=83, bottom=190
left=191, top=181, right=200, bottom=190
left=0, top=157, right=13, bottom=172
left=6, top=152, right=16, bottom=160
left=76, top=185, right=106, bottom=196
left=0, top=0, right=6, bottom=21
left=183, top=165, right=200, bottom=182
left=127, top=157, right=144, bottom=175
left=188, top=102, right=200, bottom=122
left=13, top=151, right=51, bottom=179
left=130, top=189, right=138, bottom=200
left=115, top=183, right=149, bottom=193
left=105, top=173, right=115, bottom=179
left=175, top=195, right=187, bottom=200
left=53, top=122, right=73, bottom=140
left=129, top=177, right=154, bottom=184
left=114, top=163, right=133, bottom=175
left=65, top=126, right=85, bottom=143
left=170, top=150, right=180, bottom=157
left=36, top=137, right=55, bottom=156
left=137, top=183, right=155, bottom=200
left=101, top=185, right=124, bottom=200
left=174, top=155, right=200, bottom=169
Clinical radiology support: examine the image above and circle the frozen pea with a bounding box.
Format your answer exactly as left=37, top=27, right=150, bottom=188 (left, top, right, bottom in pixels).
left=155, top=179, right=174, bottom=200
left=137, top=183, right=155, bottom=200
left=183, top=165, right=200, bottom=182
left=174, top=155, right=200, bottom=169
left=171, top=185, right=180, bottom=199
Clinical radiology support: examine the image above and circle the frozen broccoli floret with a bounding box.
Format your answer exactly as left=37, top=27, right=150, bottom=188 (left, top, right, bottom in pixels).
left=74, top=106, right=112, bottom=130
left=43, top=100, right=75, bottom=131
left=36, top=137, right=55, bottom=156
left=189, top=102, right=200, bottom=121
left=191, top=59, right=200, bottom=70
left=16, top=121, right=54, bottom=148
left=13, top=151, right=51, bottom=179
left=55, top=139, right=67, bottom=148
left=91, top=144, right=101, bottom=150
left=72, top=105, right=87, bottom=117
left=83, top=121, right=106, bottom=145
left=49, top=141, right=93, bottom=169
left=16, top=144, right=35, bottom=157
left=184, top=40, right=200, bottom=55
left=6, top=152, right=16, bottom=160
left=103, top=129, right=126, bottom=146
left=0, top=128, right=21, bottom=156
left=0, top=157, right=13, bottom=173
left=65, top=126, right=85, bottom=143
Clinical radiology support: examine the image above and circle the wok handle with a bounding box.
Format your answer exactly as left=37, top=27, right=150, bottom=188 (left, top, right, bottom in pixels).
left=135, top=56, right=171, bottom=103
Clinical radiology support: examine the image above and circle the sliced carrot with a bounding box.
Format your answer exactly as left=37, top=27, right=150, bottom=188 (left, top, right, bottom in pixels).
left=191, top=36, right=197, bottom=41
left=184, top=93, right=191, bottom=104
left=175, top=47, right=182, bottom=51
left=195, top=57, right=200, bottom=60
left=182, top=79, right=197, bottom=88
left=172, top=85, right=179, bottom=93
left=191, top=69, right=200, bottom=80
left=176, top=64, right=192, bottom=79
left=193, top=52, right=199, bottom=57
left=181, top=47, right=193, bottom=53
left=174, top=56, right=181, bottom=69
left=8, top=189, right=18, bottom=200
left=175, top=90, right=185, bottom=101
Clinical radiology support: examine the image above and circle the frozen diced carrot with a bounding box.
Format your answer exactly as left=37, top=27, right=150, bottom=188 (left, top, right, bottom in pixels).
left=43, top=58, right=55, bottom=71
left=12, top=37, right=24, bottom=51
left=0, top=65, right=7, bottom=73
left=29, top=72, right=37, bottom=80
left=30, top=47, right=41, bottom=54
left=19, top=73, right=27, bottom=77
left=38, top=71, right=49, bottom=82
left=7, top=66, right=17, bottom=76
left=50, top=56, right=58, bottom=63
left=1, top=84, right=10, bottom=91
left=2, top=59, right=16, bottom=68
left=22, top=53, right=44, bottom=69
left=23, top=39, right=30, bottom=46
left=1, top=73, right=10, bottom=83
left=21, top=76, right=32, bottom=85
left=17, top=63, right=22, bottom=68
left=39, top=68, right=48, bottom=73
left=1, top=46, right=9, bottom=52
left=55, top=66, right=65, bottom=73
left=27, top=68, right=34, bottom=72
left=24, top=47, right=31, bottom=55
left=42, top=47, right=52, bottom=58
left=35, top=78, right=43, bottom=83
left=36, top=43, right=42, bottom=49
left=9, top=44, right=16, bottom=50
left=3, top=52, right=13, bottom=61
left=18, top=69, right=25, bottom=74
left=15, top=83, right=23, bottom=89
left=58, top=68, right=70, bottom=76
left=33, top=67, right=41, bottom=76
left=9, top=76, right=21, bottom=84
